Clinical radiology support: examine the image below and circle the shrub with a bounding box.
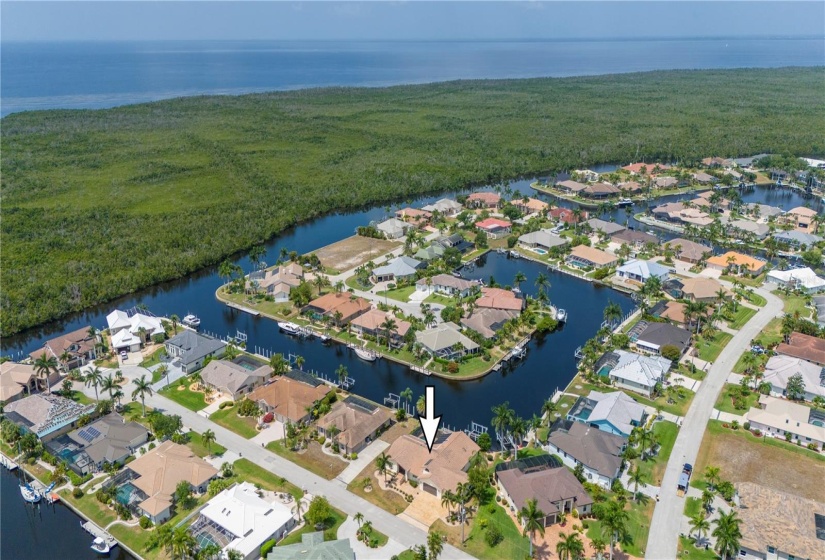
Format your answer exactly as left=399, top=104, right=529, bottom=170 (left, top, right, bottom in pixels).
left=743, top=421, right=750, bottom=431
left=785, top=431, right=793, bottom=441
left=661, top=345, right=681, bottom=362
left=237, top=398, right=260, bottom=417
left=260, top=539, right=276, bottom=558
left=72, top=487, right=84, bottom=499
left=395, top=408, right=406, bottom=422
left=148, top=442, right=156, bottom=450
left=808, top=443, right=819, bottom=451
left=495, top=495, right=501, bottom=503
left=219, top=401, right=233, bottom=410
left=95, top=490, right=111, bottom=505
left=485, top=525, right=503, bottom=548
left=446, top=361, right=459, bottom=374
left=317, top=436, right=326, bottom=445
left=139, top=516, right=153, bottom=529
left=350, top=453, right=358, bottom=460
left=409, top=479, right=418, bottom=488
left=751, top=429, right=762, bottom=437
left=592, top=267, right=611, bottom=280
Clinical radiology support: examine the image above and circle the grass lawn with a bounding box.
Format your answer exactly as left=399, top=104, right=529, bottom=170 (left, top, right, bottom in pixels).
left=278, top=505, right=347, bottom=546
left=345, top=275, right=372, bottom=291
left=423, top=293, right=455, bottom=306
left=70, top=391, right=96, bottom=405
left=375, top=285, right=416, bottom=302
left=738, top=289, right=766, bottom=307
left=714, top=384, right=760, bottom=415
left=396, top=550, right=416, bottom=560
left=777, top=292, right=811, bottom=316
left=187, top=430, right=227, bottom=457
left=727, top=306, right=757, bottom=330
left=678, top=536, right=718, bottom=560
left=139, top=346, right=165, bottom=368
left=434, top=501, right=531, bottom=560
left=58, top=489, right=119, bottom=533
left=346, top=465, right=410, bottom=515
left=631, top=388, right=695, bottom=418
left=267, top=440, right=348, bottom=480
left=232, top=459, right=304, bottom=499
left=109, top=525, right=160, bottom=560
left=721, top=273, right=765, bottom=288
left=754, top=317, right=783, bottom=348
left=158, top=377, right=207, bottom=411
left=692, top=420, right=825, bottom=502
left=585, top=499, right=654, bottom=558
left=732, top=350, right=767, bottom=374
left=517, top=446, right=549, bottom=460
left=676, top=362, right=706, bottom=381
left=684, top=497, right=702, bottom=519
left=209, top=407, right=259, bottom=439
left=696, top=332, right=733, bottom=362
left=634, top=420, right=679, bottom=486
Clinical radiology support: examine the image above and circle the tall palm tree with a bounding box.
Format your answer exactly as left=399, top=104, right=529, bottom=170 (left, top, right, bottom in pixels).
left=513, top=271, right=527, bottom=291
left=375, top=452, right=391, bottom=483
left=510, top=416, right=527, bottom=453
left=603, top=301, right=623, bottom=325
left=170, top=314, right=180, bottom=334
left=170, top=526, right=196, bottom=560
left=295, top=355, right=305, bottom=370
left=292, top=497, right=306, bottom=521
left=336, top=364, right=349, bottom=387
left=380, top=317, right=398, bottom=350
left=627, top=464, right=647, bottom=501
left=416, top=394, right=426, bottom=416
left=591, top=537, right=608, bottom=560
left=427, top=530, right=444, bottom=560
left=400, top=387, right=413, bottom=414
left=218, top=259, right=234, bottom=285
left=101, top=374, right=118, bottom=401
left=712, top=510, right=742, bottom=560
left=556, top=531, right=584, bottom=560
left=354, top=512, right=364, bottom=528
left=440, top=489, right=455, bottom=516
left=85, top=366, right=104, bottom=401
left=704, top=466, right=721, bottom=491
left=701, top=488, right=716, bottom=514
left=541, top=398, right=557, bottom=426
left=269, top=353, right=287, bottom=376
left=202, top=429, right=216, bottom=453
left=534, top=272, right=551, bottom=301
left=34, top=354, right=59, bottom=393
left=131, top=374, right=153, bottom=417
left=520, top=498, right=546, bottom=558
left=491, top=401, right=515, bottom=451
left=595, top=500, right=628, bottom=560
left=689, top=512, right=710, bottom=543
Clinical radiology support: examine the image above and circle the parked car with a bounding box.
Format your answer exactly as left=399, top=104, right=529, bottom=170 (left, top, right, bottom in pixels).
left=120, top=351, right=128, bottom=360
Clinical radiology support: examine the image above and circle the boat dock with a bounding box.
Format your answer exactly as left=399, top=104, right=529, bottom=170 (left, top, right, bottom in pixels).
left=410, top=365, right=433, bottom=376
left=0, top=452, right=18, bottom=471
left=80, top=521, right=117, bottom=550
left=226, top=302, right=260, bottom=316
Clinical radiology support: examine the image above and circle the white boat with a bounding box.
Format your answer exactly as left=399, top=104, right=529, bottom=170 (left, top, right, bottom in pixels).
left=556, top=309, right=567, bottom=322
left=90, top=537, right=111, bottom=554
left=20, top=483, right=40, bottom=503
left=318, top=334, right=331, bottom=343
left=278, top=322, right=302, bottom=336
left=616, top=198, right=633, bottom=207
left=182, top=314, right=201, bottom=328
left=509, top=250, right=521, bottom=258
left=354, top=347, right=378, bottom=362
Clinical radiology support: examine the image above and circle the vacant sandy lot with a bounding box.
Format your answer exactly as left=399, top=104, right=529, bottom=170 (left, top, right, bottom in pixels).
left=694, top=423, right=825, bottom=502
left=311, top=235, right=400, bottom=272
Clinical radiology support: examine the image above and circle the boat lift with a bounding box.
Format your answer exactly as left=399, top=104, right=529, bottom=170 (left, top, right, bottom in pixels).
left=464, top=421, right=488, bottom=442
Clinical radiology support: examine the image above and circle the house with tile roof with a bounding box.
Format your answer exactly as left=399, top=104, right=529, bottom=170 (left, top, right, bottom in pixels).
left=728, top=219, right=770, bottom=240
left=512, top=197, right=548, bottom=215
left=653, top=176, right=679, bottom=189
left=566, top=245, right=618, bottom=269
left=611, top=229, right=660, bottom=249
left=29, top=326, right=98, bottom=372
left=680, top=276, right=729, bottom=303
left=621, top=162, right=671, bottom=175
left=304, top=292, right=371, bottom=327
left=164, top=330, right=227, bottom=373
left=248, top=374, right=333, bottom=425
left=599, top=349, right=672, bottom=397
left=692, top=171, right=716, bottom=184
left=582, top=182, right=621, bottom=199
left=556, top=180, right=588, bottom=194
left=475, top=217, right=512, bottom=239
left=705, top=251, right=767, bottom=276
left=586, top=218, right=626, bottom=236
left=386, top=430, right=479, bottom=497
left=665, top=238, right=712, bottom=264
left=772, top=230, right=824, bottom=249
left=476, top=287, right=523, bottom=312
left=349, top=309, right=411, bottom=346
left=518, top=229, right=569, bottom=252
left=266, top=532, right=354, bottom=560
left=200, top=359, right=272, bottom=401
left=5, top=393, right=96, bottom=440
left=316, top=396, right=393, bottom=455
left=0, top=362, right=42, bottom=404
left=762, top=354, right=825, bottom=401
left=371, top=256, right=424, bottom=283
left=746, top=396, right=825, bottom=451
left=567, top=390, right=647, bottom=438
left=421, top=198, right=463, bottom=216
left=776, top=332, right=825, bottom=367
left=550, top=207, right=588, bottom=225
left=544, top=422, right=625, bottom=488
left=782, top=206, right=819, bottom=233
left=461, top=308, right=519, bottom=339
left=394, top=207, right=432, bottom=226
left=248, top=263, right=304, bottom=302
left=415, top=323, right=479, bottom=359
left=466, top=192, right=501, bottom=209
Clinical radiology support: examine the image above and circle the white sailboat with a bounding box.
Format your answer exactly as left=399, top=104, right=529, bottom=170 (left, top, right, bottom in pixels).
left=354, top=346, right=378, bottom=362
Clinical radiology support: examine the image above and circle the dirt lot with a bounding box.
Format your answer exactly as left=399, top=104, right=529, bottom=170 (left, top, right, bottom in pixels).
left=311, top=235, right=400, bottom=273
left=694, top=422, right=825, bottom=502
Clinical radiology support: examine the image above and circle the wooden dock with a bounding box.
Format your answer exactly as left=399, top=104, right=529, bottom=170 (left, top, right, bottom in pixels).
left=226, top=302, right=260, bottom=316
left=80, top=520, right=117, bottom=549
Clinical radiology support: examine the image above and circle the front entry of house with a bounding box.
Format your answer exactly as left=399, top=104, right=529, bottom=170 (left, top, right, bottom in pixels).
left=422, top=482, right=438, bottom=496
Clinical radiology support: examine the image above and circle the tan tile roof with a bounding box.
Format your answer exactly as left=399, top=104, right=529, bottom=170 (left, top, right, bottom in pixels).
left=0, top=362, right=37, bottom=402
left=461, top=308, right=519, bottom=338
left=787, top=206, right=818, bottom=218
left=249, top=377, right=332, bottom=423
left=514, top=198, right=548, bottom=212
left=498, top=466, right=593, bottom=516
left=29, top=326, right=95, bottom=362
left=706, top=251, right=765, bottom=273
left=127, top=441, right=217, bottom=511
left=569, top=245, right=618, bottom=267
left=776, top=331, right=825, bottom=365
left=680, top=277, right=728, bottom=300
left=621, top=162, right=671, bottom=174
left=316, top=399, right=392, bottom=450
left=666, top=238, right=712, bottom=261
left=467, top=192, right=501, bottom=205
left=387, top=431, right=478, bottom=493
left=746, top=396, right=825, bottom=443
left=306, top=292, right=371, bottom=321
left=736, top=482, right=825, bottom=559
left=476, top=287, right=523, bottom=311
left=200, top=359, right=272, bottom=396
left=349, top=309, right=411, bottom=337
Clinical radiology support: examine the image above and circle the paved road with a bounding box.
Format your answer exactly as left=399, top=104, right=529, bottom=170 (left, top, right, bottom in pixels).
left=646, top=285, right=782, bottom=560
left=143, top=393, right=476, bottom=559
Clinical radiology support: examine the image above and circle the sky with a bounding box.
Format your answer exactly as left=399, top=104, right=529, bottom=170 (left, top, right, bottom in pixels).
left=2, top=1, right=823, bottom=42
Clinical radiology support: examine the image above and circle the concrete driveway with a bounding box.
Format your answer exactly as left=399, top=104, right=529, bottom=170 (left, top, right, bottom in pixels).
left=335, top=440, right=389, bottom=485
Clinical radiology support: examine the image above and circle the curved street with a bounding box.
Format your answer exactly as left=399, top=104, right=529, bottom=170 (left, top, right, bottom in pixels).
left=646, top=284, right=782, bottom=560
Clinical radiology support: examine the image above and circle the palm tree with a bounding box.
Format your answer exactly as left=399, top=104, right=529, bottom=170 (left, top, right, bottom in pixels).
left=336, top=364, right=349, bottom=387
left=491, top=401, right=514, bottom=452
left=427, top=529, right=444, bottom=560
left=556, top=531, right=584, bottom=560
left=248, top=244, right=266, bottom=270
left=400, top=387, right=413, bottom=414
left=218, top=259, right=234, bottom=285
left=354, top=512, right=364, bottom=528
left=292, top=497, right=306, bottom=521
left=169, top=314, right=180, bottom=334
left=627, top=464, right=647, bottom=501
left=440, top=489, right=455, bottom=516
left=603, top=301, right=622, bottom=326
left=689, top=512, right=710, bottom=543
left=202, top=429, right=216, bottom=453
left=595, top=500, right=628, bottom=560
left=131, top=374, right=153, bottom=417
left=85, top=366, right=104, bottom=400
left=416, top=394, right=426, bottom=416
left=534, top=272, right=550, bottom=301
left=295, top=355, right=305, bottom=371
left=591, top=537, right=608, bottom=560
left=541, top=398, right=557, bottom=426
left=170, top=526, right=196, bottom=560
left=269, top=353, right=287, bottom=376
left=712, top=510, right=742, bottom=560
left=101, top=374, right=118, bottom=401
left=701, top=488, right=716, bottom=514
left=111, top=388, right=124, bottom=408
left=510, top=415, right=527, bottom=452
left=520, top=498, right=546, bottom=558
left=375, top=452, right=391, bottom=483
left=704, top=465, right=721, bottom=492
left=380, top=317, right=398, bottom=350
left=34, top=354, right=59, bottom=393
left=514, top=271, right=527, bottom=291
left=637, top=427, right=657, bottom=461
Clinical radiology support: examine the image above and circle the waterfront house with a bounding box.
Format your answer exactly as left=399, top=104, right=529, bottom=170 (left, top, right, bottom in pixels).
left=266, top=531, right=354, bottom=560
left=776, top=331, right=825, bottom=367
left=415, top=322, right=479, bottom=359
left=518, top=229, right=569, bottom=252
left=586, top=218, right=626, bottom=236
left=106, top=310, right=165, bottom=352
left=122, top=440, right=218, bottom=523
left=635, top=323, right=691, bottom=357
left=512, top=197, right=548, bottom=215
left=474, top=217, right=512, bottom=239
left=0, top=362, right=43, bottom=403
left=651, top=300, right=710, bottom=329
left=665, top=238, right=712, bottom=264
left=248, top=372, right=333, bottom=425
left=421, top=198, right=463, bottom=216
left=46, top=412, right=149, bottom=475
left=734, top=482, right=825, bottom=560
left=304, top=292, right=371, bottom=326
left=621, top=162, right=671, bottom=175
left=385, top=430, right=479, bottom=497
left=316, top=396, right=392, bottom=455
left=691, top=171, right=716, bottom=184
left=164, top=330, right=226, bottom=374
left=651, top=202, right=714, bottom=227
left=191, top=482, right=296, bottom=560
left=701, top=157, right=733, bottom=168
left=200, top=359, right=272, bottom=401
left=395, top=207, right=432, bottom=226
left=371, top=256, right=423, bottom=283
left=436, top=233, right=473, bottom=252
left=476, top=287, right=523, bottom=312
left=3, top=393, right=95, bottom=441
left=496, top=456, right=593, bottom=526
left=773, top=230, right=824, bottom=249
left=597, top=349, right=672, bottom=397
left=416, top=274, right=480, bottom=298
left=727, top=219, right=770, bottom=240
left=248, top=263, right=303, bottom=301
left=566, top=245, right=619, bottom=269
left=680, top=276, right=728, bottom=303
left=619, top=180, right=644, bottom=193
left=746, top=396, right=825, bottom=451
left=566, top=390, right=647, bottom=438
left=615, top=259, right=670, bottom=284
left=767, top=267, right=825, bottom=293
left=544, top=421, right=624, bottom=489
left=653, top=176, right=679, bottom=189
left=349, top=308, right=411, bottom=345
left=744, top=203, right=784, bottom=219
left=582, top=182, right=621, bottom=199
left=556, top=180, right=588, bottom=195
left=573, top=169, right=600, bottom=182
left=549, top=207, right=588, bottom=225
left=762, top=354, right=825, bottom=400
left=705, top=251, right=766, bottom=276
left=782, top=206, right=819, bottom=233
left=414, top=243, right=446, bottom=262
left=461, top=308, right=518, bottom=339
left=29, top=326, right=98, bottom=372
left=610, top=229, right=660, bottom=249
left=375, top=217, right=411, bottom=239
left=466, top=192, right=501, bottom=209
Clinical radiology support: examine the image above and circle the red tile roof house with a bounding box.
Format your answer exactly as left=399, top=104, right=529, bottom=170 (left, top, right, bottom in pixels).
left=29, top=327, right=98, bottom=372
left=475, top=287, right=524, bottom=312
left=349, top=308, right=411, bottom=347
left=465, top=192, right=501, bottom=209
left=776, top=332, right=825, bottom=366
left=395, top=207, right=432, bottom=227
left=475, top=218, right=512, bottom=239
left=621, top=162, right=672, bottom=175
left=550, top=207, right=588, bottom=225
left=303, top=292, right=371, bottom=327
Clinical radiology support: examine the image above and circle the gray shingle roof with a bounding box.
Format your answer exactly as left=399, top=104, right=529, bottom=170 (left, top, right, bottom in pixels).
left=165, top=330, right=226, bottom=366
left=547, top=422, right=624, bottom=478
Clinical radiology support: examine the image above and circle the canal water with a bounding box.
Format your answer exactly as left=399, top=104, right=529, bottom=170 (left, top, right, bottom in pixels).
left=0, top=467, right=134, bottom=560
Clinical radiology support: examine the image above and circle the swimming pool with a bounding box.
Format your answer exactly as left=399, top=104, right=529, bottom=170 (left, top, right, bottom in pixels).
left=532, top=248, right=548, bottom=255
left=115, top=482, right=139, bottom=505
left=232, top=355, right=265, bottom=371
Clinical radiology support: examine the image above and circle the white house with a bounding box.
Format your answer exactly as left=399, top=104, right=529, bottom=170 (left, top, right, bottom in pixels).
left=603, top=350, right=671, bottom=397
left=615, top=259, right=670, bottom=283
left=415, top=274, right=480, bottom=298
left=762, top=355, right=825, bottom=401
left=106, top=309, right=165, bottom=351
left=375, top=218, right=411, bottom=239
left=766, top=267, right=825, bottom=294
left=746, top=396, right=825, bottom=451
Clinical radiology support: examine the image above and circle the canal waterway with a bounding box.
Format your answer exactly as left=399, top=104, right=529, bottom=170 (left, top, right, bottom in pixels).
left=0, top=467, right=134, bottom=560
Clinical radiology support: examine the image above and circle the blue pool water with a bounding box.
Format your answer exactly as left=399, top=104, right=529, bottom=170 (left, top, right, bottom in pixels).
left=115, top=482, right=138, bottom=505
left=533, top=248, right=548, bottom=255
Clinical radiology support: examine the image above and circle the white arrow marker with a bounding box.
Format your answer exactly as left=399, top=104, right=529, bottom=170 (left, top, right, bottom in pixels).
left=418, top=385, right=443, bottom=453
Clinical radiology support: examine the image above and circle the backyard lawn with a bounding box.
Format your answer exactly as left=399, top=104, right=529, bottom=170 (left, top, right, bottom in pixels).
left=631, top=388, right=695, bottom=418
left=714, top=384, right=760, bottom=415
left=433, top=501, right=531, bottom=560
left=695, top=332, right=733, bottom=362
left=677, top=536, right=718, bottom=560
left=346, top=465, right=410, bottom=515
left=721, top=273, right=765, bottom=288
left=634, top=420, right=679, bottom=486
left=139, top=346, right=166, bottom=368
left=158, top=377, right=207, bottom=411
left=267, top=440, right=348, bottom=480
left=209, top=406, right=259, bottom=439
left=375, top=285, right=416, bottom=302
left=777, top=292, right=812, bottom=317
